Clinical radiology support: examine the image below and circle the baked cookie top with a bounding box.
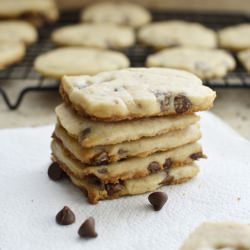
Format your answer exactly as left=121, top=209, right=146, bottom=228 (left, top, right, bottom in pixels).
left=81, top=1, right=151, bottom=28
left=0, top=41, right=25, bottom=69
left=52, top=23, right=135, bottom=49
left=146, top=47, right=235, bottom=80
left=0, top=0, right=58, bottom=22
left=218, top=24, right=250, bottom=51
left=34, top=47, right=130, bottom=79
left=180, top=222, right=250, bottom=250
left=238, top=49, right=250, bottom=72
left=0, top=21, right=37, bottom=45
left=61, top=68, right=216, bottom=121
left=138, top=20, right=217, bottom=49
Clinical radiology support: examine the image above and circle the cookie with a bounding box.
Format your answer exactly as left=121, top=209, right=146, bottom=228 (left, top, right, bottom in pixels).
left=81, top=2, right=151, bottom=28
left=52, top=138, right=203, bottom=185
left=0, top=21, right=37, bottom=45
left=138, top=20, right=217, bottom=49
left=34, top=48, right=130, bottom=79
left=0, top=0, right=58, bottom=24
left=180, top=222, right=250, bottom=250
left=0, top=41, right=25, bottom=69
left=55, top=103, right=200, bottom=147
left=218, top=24, right=250, bottom=51
left=60, top=68, right=216, bottom=121
left=238, top=49, right=250, bottom=72
left=146, top=48, right=236, bottom=80
left=53, top=123, right=201, bottom=165
left=51, top=23, right=135, bottom=50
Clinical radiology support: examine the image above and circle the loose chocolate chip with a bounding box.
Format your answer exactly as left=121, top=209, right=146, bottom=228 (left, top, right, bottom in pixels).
left=106, top=183, right=124, bottom=196
left=148, top=161, right=161, bottom=174
left=174, top=95, right=192, bottom=114
left=48, top=162, right=65, bottom=181
left=78, top=128, right=91, bottom=143
left=153, top=90, right=171, bottom=111
left=97, top=168, right=108, bottom=174
left=78, top=217, right=97, bottom=238
left=148, top=192, right=168, bottom=211
left=163, top=158, right=172, bottom=171
left=190, top=152, right=205, bottom=160
left=93, top=152, right=109, bottom=165
left=56, top=206, right=75, bottom=225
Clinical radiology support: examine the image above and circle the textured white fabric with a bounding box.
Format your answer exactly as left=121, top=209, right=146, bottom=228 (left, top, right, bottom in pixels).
left=0, top=112, right=250, bottom=250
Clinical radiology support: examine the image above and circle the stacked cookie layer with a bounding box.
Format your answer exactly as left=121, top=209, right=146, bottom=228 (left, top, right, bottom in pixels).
left=51, top=68, right=216, bottom=204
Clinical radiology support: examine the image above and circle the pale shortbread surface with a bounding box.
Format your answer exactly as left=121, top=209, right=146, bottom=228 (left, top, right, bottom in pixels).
left=238, top=49, right=250, bottom=72
left=51, top=139, right=202, bottom=184
left=0, top=41, right=25, bottom=69
left=55, top=103, right=199, bottom=147
left=54, top=123, right=201, bottom=165
left=138, top=20, right=217, bottom=49
left=0, top=21, right=37, bottom=45
left=61, top=68, right=216, bottom=121
left=147, top=48, right=235, bottom=80
left=81, top=1, right=151, bottom=28
left=180, top=222, right=250, bottom=250
left=34, top=48, right=130, bottom=79
left=0, top=0, right=58, bottom=22
left=218, top=24, right=250, bottom=51
left=52, top=23, right=135, bottom=49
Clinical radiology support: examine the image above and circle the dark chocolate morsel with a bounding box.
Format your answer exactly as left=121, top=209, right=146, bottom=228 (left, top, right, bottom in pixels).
left=190, top=152, right=205, bottom=160
left=78, top=128, right=91, bottom=143
left=48, top=162, right=65, bottom=181
left=93, top=152, right=109, bottom=165
left=148, top=161, right=161, bottom=174
left=87, top=175, right=105, bottom=190
left=153, top=90, right=171, bottom=111
left=56, top=206, right=75, bottom=225
left=174, top=95, right=192, bottom=114
left=78, top=217, right=97, bottom=238
left=148, top=192, right=168, bottom=211
left=163, top=158, right=172, bottom=171
left=105, top=183, right=124, bottom=196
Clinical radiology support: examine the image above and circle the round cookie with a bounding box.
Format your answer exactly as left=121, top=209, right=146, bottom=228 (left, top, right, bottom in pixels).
left=0, top=0, right=58, bottom=23
left=81, top=2, right=151, bottom=28
left=51, top=23, right=135, bottom=49
left=34, top=47, right=130, bottom=79
left=218, top=24, right=250, bottom=51
left=146, top=47, right=235, bottom=80
left=0, top=41, right=26, bottom=69
left=0, top=21, right=37, bottom=45
left=138, top=20, right=217, bottom=49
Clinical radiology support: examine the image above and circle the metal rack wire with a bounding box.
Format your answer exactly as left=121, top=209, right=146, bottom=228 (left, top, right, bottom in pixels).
left=1, top=11, right=250, bottom=110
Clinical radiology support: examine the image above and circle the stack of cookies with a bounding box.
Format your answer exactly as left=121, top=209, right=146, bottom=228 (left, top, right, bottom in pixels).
left=51, top=68, right=216, bottom=204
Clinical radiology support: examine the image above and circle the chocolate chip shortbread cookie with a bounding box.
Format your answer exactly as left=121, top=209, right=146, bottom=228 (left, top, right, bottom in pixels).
left=146, top=48, right=235, bottom=80
left=138, top=20, right=217, bottom=49
left=60, top=68, right=216, bottom=121
left=34, top=48, right=130, bottom=79
left=81, top=2, right=151, bottom=28
left=218, top=24, right=250, bottom=51
left=55, top=103, right=199, bottom=147
left=52, top=23, right=135, bottom=50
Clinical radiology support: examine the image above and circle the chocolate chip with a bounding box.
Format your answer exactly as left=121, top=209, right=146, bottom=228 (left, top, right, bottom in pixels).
left=160, top=175, right=174, bottom=185
left=174, top=95, right=192, bottom=114
left=78, top=217, right=97, bottom=238
left=56, top=206, right=75, bottom=225
left=48, top=162, right=65, bottom=181
left=153, top=90, right=171, bottom=111
left=97, top=168, right=108, bottom=174
left=87, top=176, right=105, bottom=190
left=78, top=128, right=91, bottom=143
left=148, top=161, right=161, bottom=174
left=190, top=152, right=205, bottom=160
left=148, top=192, right=168, bottom=211
left=118, top=149, right=128, bottom=158
left=105, top=183, right=124, bottom=196
left=93, top=152, right=109, bottom=165
left=163, top=158, right=172, bottom=171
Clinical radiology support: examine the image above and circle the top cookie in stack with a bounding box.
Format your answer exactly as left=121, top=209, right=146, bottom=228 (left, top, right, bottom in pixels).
left=51, top=68, right=216, bottom=204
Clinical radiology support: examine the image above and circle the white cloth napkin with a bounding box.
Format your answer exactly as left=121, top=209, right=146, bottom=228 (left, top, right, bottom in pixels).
left=0, top=112, right=250, bottom=250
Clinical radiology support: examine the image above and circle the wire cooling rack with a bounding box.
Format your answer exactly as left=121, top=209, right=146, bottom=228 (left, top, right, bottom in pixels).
left=1, top=11, right=250, bottom=110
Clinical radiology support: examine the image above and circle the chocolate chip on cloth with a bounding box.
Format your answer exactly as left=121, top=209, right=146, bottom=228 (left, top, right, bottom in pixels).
left=174, top=95, right=192, bottom=114
left=78, top=217, right=98, bottom=238
left=148, top=192, right=168, bottom=211
left=48, top=162, right=65, bottom=181
left=56, top=206, right=75, bottom=225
